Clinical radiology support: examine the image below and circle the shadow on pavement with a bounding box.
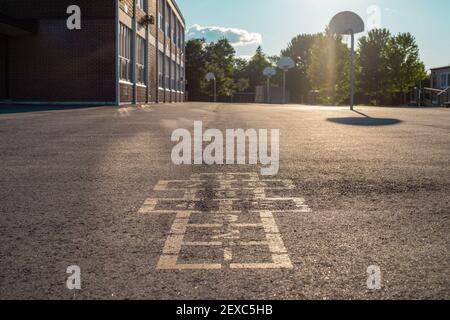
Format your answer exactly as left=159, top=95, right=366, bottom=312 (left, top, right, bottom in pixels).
left=327, top=110, right=402, bottom=126
left=0, top=104, right=103, bottom=115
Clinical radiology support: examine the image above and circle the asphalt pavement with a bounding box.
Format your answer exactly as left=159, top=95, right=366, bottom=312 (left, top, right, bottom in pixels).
left=0, top=103, right=449, bottom=299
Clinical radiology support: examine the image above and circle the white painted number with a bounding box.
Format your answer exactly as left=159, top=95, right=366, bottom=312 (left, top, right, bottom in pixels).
left=66, top=5, right=81, bottom=30
left=66, top=265, right=81, bottom=290
left=367, top=265, right=382, bottom=290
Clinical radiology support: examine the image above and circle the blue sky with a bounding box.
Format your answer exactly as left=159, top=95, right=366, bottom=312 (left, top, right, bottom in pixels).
left=177, top=0, right=450, bottom=70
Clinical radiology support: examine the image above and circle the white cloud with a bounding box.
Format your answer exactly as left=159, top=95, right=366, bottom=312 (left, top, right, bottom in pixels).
left=236, top=55, right=253, bottom=61
left=186, top=24, right=262, bottom=47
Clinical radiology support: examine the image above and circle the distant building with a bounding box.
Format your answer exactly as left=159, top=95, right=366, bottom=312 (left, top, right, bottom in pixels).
left=0, top=0, right=185, bottom=105
left=431, top=66, right=450, bottom=90
left=426, top=66, right=450, bottom=106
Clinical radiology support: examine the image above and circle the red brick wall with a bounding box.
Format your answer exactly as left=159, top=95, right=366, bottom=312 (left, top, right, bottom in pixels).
left=158, top=89, right=164, bottom=102
left=120, top=83, right=133, bottom=103
left=119, top=0, right=134, bottom=18
left=149, top=0, right=157, bottom=37
left=0, top=0, right=115, bottom=19
left=149, top=44, right=157, bottom=103
left=8, top=19, right=116, bottom=102
left=137, top=86, right=146, bottom=103
left=1, top=0, right=184, bottom=104
left=0, top=36, right=6, bottom=100
left=3, top=0, right=116, bottom=103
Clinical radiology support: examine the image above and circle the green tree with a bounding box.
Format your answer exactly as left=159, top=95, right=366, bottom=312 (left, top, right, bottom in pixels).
left=357, top=28, right=391, bottom=105
left=385, top=32, right=426, bottom=103
left=235, top=78, right=250, bottom=92
left=245, top=46, right=271, bottom=89
left=201, top=39, right=236, bottom=98
left=185, top=38, right=206, bottom=101
left=308, top=30, right=350, bottom=105
left=281, top=33, right=321, bottom=103
left=232, top=47, right=272, bottom=92
left=233, top=57, right=249, bottom=90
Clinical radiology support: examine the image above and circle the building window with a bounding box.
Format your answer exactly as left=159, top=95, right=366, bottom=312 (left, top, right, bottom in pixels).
left=181, top=27, right=185, bottom=52
left=166, top=6, right=171, bottom=37
left=173, top=19, right=178, bottom=46
left=174, top=62, right=177, bottom=91
left=172, top=60, right=176, bottom=90
left=158, top=51, right=164, bottom=88
left=180, top=66, right=184, bottom=92
left=136, top=36, right=146, bottom=85
left=176, top=64, right=181, bottom=91
left=172, top=13, right=177, bottom=44
left=177, top=23, right=182, bottom=49
left=136, top=0, right=145, bottom=10
left=119, top=24, right=132, bottom=82
left=441, top=73, right=449, bottom=89
left=158, top=0, right=164, bottom=31
left=165, top=56, right=170, bottom=89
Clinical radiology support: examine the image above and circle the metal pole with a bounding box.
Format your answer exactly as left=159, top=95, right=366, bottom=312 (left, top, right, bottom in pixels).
left=418, top=81, right=421, bottom=107
left=350, top=33, right=355, bottom=111
left=282, top=70, right=286, bottom=104
left=267, top=77, right=271, bottom=104
left=214, top=79, right=217, bottom=103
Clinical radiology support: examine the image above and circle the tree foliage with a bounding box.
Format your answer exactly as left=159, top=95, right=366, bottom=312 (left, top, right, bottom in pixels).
left=185, top=38, right=206, bottom=101
left=186, top=38, right=236, bottom=100
left=201, top=39, right=236, bottom=97
left=185, top=28, right=427, bottom=105
left=385, top=32, right=426, bottom=102
left=357, top=28, right=391, bottom=105
left=308, top=31, right=350, bottom=105
left=281, top=33, right=321, bottom=103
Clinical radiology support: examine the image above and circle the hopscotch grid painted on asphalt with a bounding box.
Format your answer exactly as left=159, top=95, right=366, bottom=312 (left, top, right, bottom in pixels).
left=138, top=173, right=311, bottom=270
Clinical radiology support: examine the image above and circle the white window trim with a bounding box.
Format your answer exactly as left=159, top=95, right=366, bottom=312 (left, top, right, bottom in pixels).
left=120, top=80, right=133, bottom=85
left=119, top=24, right=132, bottom=83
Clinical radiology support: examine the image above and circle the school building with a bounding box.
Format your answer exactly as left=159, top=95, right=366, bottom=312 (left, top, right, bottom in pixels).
left=0, top=0, right=186, bottom=105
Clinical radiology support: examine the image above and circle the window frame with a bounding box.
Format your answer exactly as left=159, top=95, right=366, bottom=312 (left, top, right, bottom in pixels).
left=136, top=0, right=145, bottom=10
left=158, top=0, right=164, bottom=32
left=158, top=51, right=165, bottom=89
left=165, top=56, right=171, bottom=89
left=440, top=73, right=450, bottom=89
left=136, top=36, right=146, bottom=86
left=119, top=23, right=132, bottom=83
left=171, top=59, right=176, bottom=90
left=166, top=6, right=171, bottom=36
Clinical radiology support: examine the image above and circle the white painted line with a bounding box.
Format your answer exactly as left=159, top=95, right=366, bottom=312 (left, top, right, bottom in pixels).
left=224, top=248, right=233, bottom=261
left=145, top=173, right=310, bottom=270
left=162, top=235, right=185, bottom=254
left=157, top=256, right=222, bottom=270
